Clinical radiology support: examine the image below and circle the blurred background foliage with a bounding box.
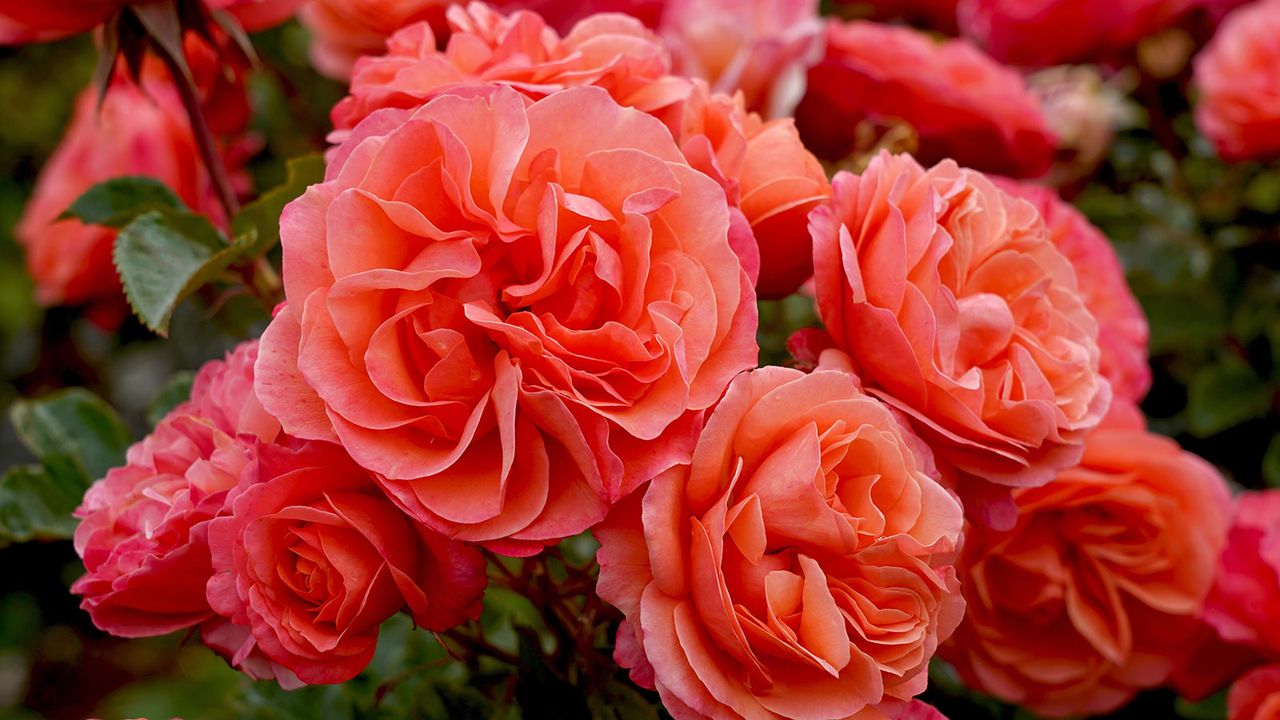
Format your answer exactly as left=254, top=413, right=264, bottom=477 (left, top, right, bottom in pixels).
left=0, top=14, right=1276, bottom=720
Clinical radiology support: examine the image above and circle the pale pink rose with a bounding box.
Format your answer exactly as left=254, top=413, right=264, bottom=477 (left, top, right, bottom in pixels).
left=795, top=21, right=1057, bottom=178
left=1193, top=0, right=1280, bottom=162
left=957, top=0, right=1195, bottom=67
left=994, top=179, right=1151, bottom=402
left=257, top=85, right=757, bottom=555
left=1231, top=665, right=1280, bottom=720
left=944, top=402, right=1233, bottom=717
left=809, top=152, right=1110, bottom=529
left=331, top=3, right=683, bottom=140
left=206, top=437, right=486, bottom=684
left=72, top=342, right=278, bottom=637
left=15, top=77, right=247, bottom=317
left=659, top=0, right=824, bottom=118
left=597, top=367, right=964, bottom=720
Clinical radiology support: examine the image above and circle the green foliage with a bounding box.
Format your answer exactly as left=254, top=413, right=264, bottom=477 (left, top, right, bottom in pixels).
left=147, top=371, right=195, bottom=426
left=58, top=176, right=185, bottom=228
left=233, top=153, right=324, bottom=258
left=9, top=388, right=130, bottom=487
left=1187, top=358, right=1273, bottom=437
left=113, top=209, right=242, bottom=336
left=0, top=465, right=80, bottom=542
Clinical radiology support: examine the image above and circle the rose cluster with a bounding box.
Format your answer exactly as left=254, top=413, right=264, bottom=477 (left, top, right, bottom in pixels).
left=6, top=0, right=1278, bottom=718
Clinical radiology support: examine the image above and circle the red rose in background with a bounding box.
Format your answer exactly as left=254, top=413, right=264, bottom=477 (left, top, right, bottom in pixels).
left=956, top=0, right=1194, bottom=67
left=658, top=0, right=823, bottom=118
left=796, top=21, right=1056, bottom=179
left=1202, top=490, right=1280, bottom=658
left=331, top=3, right=683, bottom=141
left=597, top=367, right=964, bottom=720
left=1193, top=0, right=1280, bottom=162
left=944, top=403, right=1232, bottom=717
left=0, top=0, right=119, bottom=44
left=72, top=342, right=278, bottom=637
left=994, top=179, right=1151, bottom=403
left=1231, top=665, right=1280, bottom=720
left=809, top=153, right=1110, bottom=528
left=206, top=0, right=304, bottom=31
left=206, top=438, right=486, bottom=685
left=257, top=86, right=756, bottom=555
left=15, top=76, right=248, bottom=319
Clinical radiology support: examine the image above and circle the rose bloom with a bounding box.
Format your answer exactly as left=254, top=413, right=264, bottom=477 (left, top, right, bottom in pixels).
left=1027, top=66, right=1134, bottom=186
left=1231, top=666, right=1280, bottom=720
left=994, top=179, right=1151, bottom=403
left=1202, top=490, right=1280, bottom=657
left=331, top=4, right=828, bottom=300
left=15, top=77, right=246, bottom=319
left=331, top=2, right=684, bottom=141
left=257, top=85, right=757, bottom=555
left=795, top=21, right=1056, bottom=179
left=658, top=0, right=824, bottom=118
left=956, top=0, right=1194, bottom=67
left=596, top=366, right=964, bottom=720
left=943, top=402, right=1232, bottom=718
left=1193, top=0, right=1280, bottom=162
left=72, top=342, right=279, bottom=637
left=0, top=0, right=298, bottom=43
left=809, top=152, right=1110, bottom=528
left=206, top=437, right=486, bottom=685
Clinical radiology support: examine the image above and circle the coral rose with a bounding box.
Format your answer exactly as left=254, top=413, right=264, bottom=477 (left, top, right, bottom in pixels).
left=956, top=0, right=1194, bottom=67
left=994, top=179, right=1151, bottom=402
left=72, top=342, right=278, bottom=637
left=206, top=437, right=486, bottom=685
left=596, top=367, right=965, bottom=720
left=1232, top=665, right=1280, bottom=720
left=809, top=152, right=1110, bottom=528
left=1202, top=490, right=1280, bottom=657
left=658, top=0, right=824, bottom=118
left=795, top=21, right=1056, bottom=179
left=943, top=402, right=1232, bottom=718
left=1193, top=0, right=1280, bottom=162
left=257, top=85, right=757, bottom=555
left=15, top=77, right=246, bottom=317
left=331, top=3, right=684, bottom=141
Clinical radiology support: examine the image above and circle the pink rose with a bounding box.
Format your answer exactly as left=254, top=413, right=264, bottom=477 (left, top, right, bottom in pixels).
left=808, top=152, right=1110, bottom=528
left=1231, top=665, right=1280, bottom=720
left=15, top=76, right=247, bottom=318
left=795, top=21, right=1056, bottom=179
left=944, top=402, right=1233, bottom=717
left=994, top=179, right=1151, bottom=402
left=596, top=367, right=964, bottom=720
left=1202, top=490, right=1280, bottom=657
left=206, top=437, right=486, bottom=685
left=1193, top=0, right=1280, bottom=162
left=72, top=342, right=278, bottom=637
left=956, top=0, right=1194, bottom=67
left=331, top=3, right=683, bottom=141
left=257, top=85, right=757, bottom=555
left=658, top=0, right=824, bottom=118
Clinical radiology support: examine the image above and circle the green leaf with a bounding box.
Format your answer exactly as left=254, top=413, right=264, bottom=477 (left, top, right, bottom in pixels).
left=0, top=465, right=82, bottom=542
left=232, top=154, right=324, bottom=259
left=587, top=679, right=659, bottom=720
left=1186, top=358, right=1273, bottom=437
left=9, top=388, right=131, bottom=487
left=147, top=371, right=196, bottom=427
left=114, top=209, right=240, bottom=337
left=1176, top=690, right=1228, bottom=720
left=58, top=176, right=185, bottom=228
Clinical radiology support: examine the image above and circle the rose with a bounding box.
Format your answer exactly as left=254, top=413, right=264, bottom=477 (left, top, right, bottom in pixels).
left=808, top=152, right=1110, bottom=528
left=1026, top=66, right=1132, bottom=185
left=1231, top=666, right=1280, bottom=720
left=257, top=85, right=757, bottom=555
left=658, top=0, right=824, bottom=118
left=596, top=366, right=964, bottom=720
left=15, top=76, right=247, bottom=319
left=1202, top=490, right=1280, bottom=656
left=72, top=342, right=277, bottom=637
left=0, top=0, right=298, bottom=44
left=206, top=0, right=304, bottom=31
left=331, top=3, right=684, bottom=141
left=994, top=179, right=1151, bottom=403
left=943, top=402, right=1233, bottom=718
left=956, top=0, right=1194, bottom=67
left=205, top=437, right=486, bottom=685
left=794, top=21, right=1056, bottom=179
left=1193, top=0, right=1280, bottom=162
